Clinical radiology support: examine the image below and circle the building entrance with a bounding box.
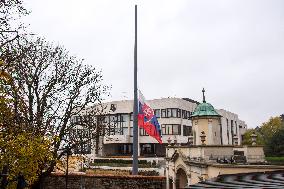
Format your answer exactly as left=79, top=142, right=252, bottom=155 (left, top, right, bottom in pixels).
left=140, top=144, right=155, bottom=156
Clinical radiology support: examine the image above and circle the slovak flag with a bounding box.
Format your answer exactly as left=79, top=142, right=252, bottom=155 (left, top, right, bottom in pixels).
left=138, top=91, right=162, bottom=144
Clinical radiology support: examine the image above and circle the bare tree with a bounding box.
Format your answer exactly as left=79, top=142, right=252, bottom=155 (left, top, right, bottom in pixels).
left=2, top=37, right=109, bottom=180
left=0, top=0, right=29, bottom=47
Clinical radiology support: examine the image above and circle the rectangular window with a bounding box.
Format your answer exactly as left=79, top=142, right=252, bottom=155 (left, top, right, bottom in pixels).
left=183, top=125, right=192, bottom=136
left=123, top=127, right=128, bottom=135
left=140, top=128, right=149, bottom=136
left=117, top=115, right=121, bottom=122
left=115, top=127, right=122, bottom=135
left=130, top=127, right=133, bottom=137
left=182, top=110, right=187, bottom=119
left=177, top=109, right=181, bottom=118
left=154, top=109, right=161, bottom=118
left=172, top=124, right=181, bottom=135
left=161, top=109, right=167, bottom=118
left=231, top=120, right=234, bottom=144
left=226, top=118, right=230, bottom=144
left=161, top=124, right=181, bottom=135
left=70, top=117, right=75, bottom=124
left=167, top=125, right=171, bottom=135
left=231, top=120, right=234, bottom=134
left=162, top=124, right=166, bottom=135
left=121, top=114, right=129, bottom=127
left=76, top=116, right=81, bottom=123
left=130, top=112, right=133, bottom=121
left=102, top=116, right=108, bottom=123
left=187, top=111, right=191, bottom=120
left=172, top=109, right=177, bottom=118
left=167, top=109, right=172, bottom=117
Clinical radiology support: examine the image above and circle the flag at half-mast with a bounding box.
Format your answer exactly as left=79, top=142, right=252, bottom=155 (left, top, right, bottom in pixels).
left=138, top=91, right=162, bottom=144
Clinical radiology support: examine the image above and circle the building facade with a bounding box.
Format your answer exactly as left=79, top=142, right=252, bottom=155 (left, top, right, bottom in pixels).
left=164, top=95, right=283, bottom=188
left=71, top=96, right=247, bottom=157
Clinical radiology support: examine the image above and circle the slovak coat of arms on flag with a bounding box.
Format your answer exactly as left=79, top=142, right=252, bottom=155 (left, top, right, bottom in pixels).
left=138, top=91, right=162, bottom=144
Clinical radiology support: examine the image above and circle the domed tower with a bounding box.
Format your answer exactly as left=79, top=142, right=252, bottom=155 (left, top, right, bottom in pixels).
left=191, top=88, right=222, bottom=145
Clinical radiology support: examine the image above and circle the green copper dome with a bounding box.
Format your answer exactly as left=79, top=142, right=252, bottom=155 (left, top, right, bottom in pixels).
left=191, top=88, right=221, bottom=117
left=191, top=102, right=221, bottom=117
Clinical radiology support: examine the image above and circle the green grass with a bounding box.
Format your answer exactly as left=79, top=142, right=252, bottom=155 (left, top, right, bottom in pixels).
left=265, top=157, right=284, bottom=165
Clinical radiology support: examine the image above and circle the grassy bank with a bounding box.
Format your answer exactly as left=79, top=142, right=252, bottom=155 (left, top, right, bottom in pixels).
left=265, top=157, right=284, bottom=165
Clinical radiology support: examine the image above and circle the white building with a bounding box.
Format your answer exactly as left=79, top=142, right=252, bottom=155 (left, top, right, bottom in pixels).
left=71, top=96, right=247, bottom=157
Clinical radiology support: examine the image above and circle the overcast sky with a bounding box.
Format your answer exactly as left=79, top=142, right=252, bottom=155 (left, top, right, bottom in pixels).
left=23, top=0, right=284, bottom=128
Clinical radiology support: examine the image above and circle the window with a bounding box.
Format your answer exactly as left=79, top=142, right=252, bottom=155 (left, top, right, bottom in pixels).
left=172, top=109, right=177, bottom=117
left=172, top=124, right=181, bottom=135
left=102, top=114, right=127, bottom=136
left=123, top=127, right=128, bottom=135
left=159, top=108, right=181, bottom=118
left=167, top=109, right=172, bottom=117
left=187, top=111, right=191, bottom=120
left=162, top=124, right=181, bottom=135
left=99, top=116, right=107, bottom=123
left=140, top=128, right=149, bottom=136
left=130, top=112, right=133, bottom=121
left=115, top=127, right=123, bottom=135
left=130, top=127, right=133, bottom=137
left=231, top=120, right=234, bottom=144
left=119, top=144, right=132, bottom=155
left=74, top=142, right=91, bottom=154
left=177, top=109, right=181, bottom=118
left=121, top=114, right=129, bottom=127
left=154, top=109, right=161, bottom=118
left=226, top=118, right=230, bottom=144
left=183, top=125, right=192, bottom=136
left=75, top=116, right=81, bottom=123
left=182, top=110, right=187, bottom=119
left=161, top=109, right=167, bottom=118
left=162, top=124, right=170, bottom=135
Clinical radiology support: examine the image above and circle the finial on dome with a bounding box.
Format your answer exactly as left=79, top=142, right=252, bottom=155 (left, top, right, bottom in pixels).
left=202, top=88, right=206, bottom=103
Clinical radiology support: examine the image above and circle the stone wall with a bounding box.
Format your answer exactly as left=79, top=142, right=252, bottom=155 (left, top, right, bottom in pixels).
left=42, top=173, right=165, bottom=189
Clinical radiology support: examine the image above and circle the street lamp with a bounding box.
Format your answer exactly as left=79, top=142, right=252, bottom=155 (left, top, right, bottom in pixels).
left=173, top=135, right=177, bottom=146
left=167, top=137, right=172, bottom=147
left=65, top=147, right=72, bottom=189
left=166, top=137, right=172, bottom=189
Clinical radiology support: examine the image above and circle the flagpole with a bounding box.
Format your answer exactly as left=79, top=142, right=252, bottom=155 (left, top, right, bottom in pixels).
left=132, top=4, right=139, bottom=175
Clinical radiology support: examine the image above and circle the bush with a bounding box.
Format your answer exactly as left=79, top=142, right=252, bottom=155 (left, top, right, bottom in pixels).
left=265, top=128, right=284, bottom=156
left=265, top=157, right=284, bottom=165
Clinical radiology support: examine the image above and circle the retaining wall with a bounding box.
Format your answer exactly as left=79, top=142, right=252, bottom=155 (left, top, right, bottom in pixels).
left=42, top=173, right=166, bottom=189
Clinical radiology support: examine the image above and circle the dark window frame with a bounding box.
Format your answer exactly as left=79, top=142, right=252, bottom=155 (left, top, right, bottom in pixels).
left=161, top=124, right=181, bottom=135
left=154, top=109, right=161, bottom=118
left=161, top=109, right=167, bottom=118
